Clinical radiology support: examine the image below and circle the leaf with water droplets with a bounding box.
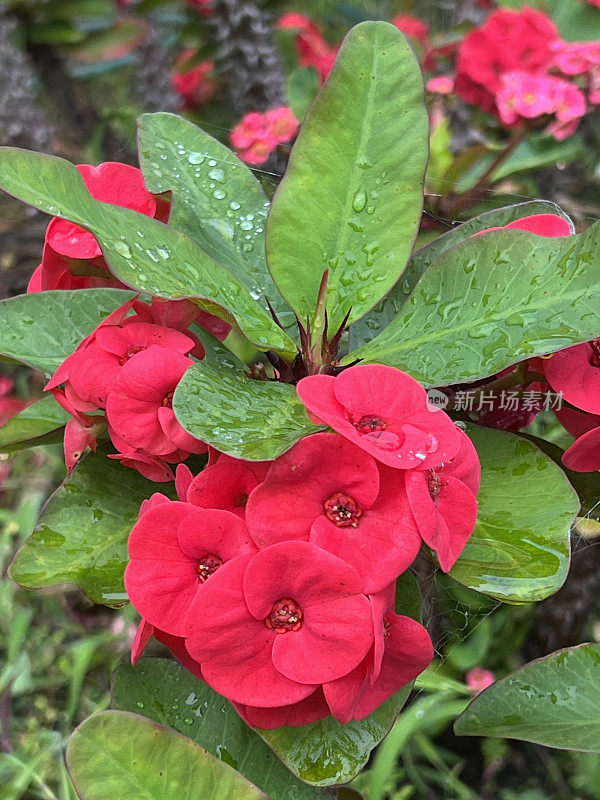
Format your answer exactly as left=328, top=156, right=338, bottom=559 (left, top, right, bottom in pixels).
left=0, top=289, right=134, bottom=374
left=351, top=200, right=574, bottom=349
left=0, top=394, right=69, bottom=452
left=112, top=658, right=330, bottom=800
left=67, top=710, right=269, bottom=800
left=173, top=359, right=323, bottom=461
left=455, top=644, right=600, bottom=751
left=449, top=425, right=578, bottom=603
left=266, top=21, right=428, bottom=334
left=137, top=113, right=293, bottom=330
left=9, top=448, right=176, bottom=607
left=0, top=148, right=296, bottom=357
left=347, top=220, right=600, bottom=385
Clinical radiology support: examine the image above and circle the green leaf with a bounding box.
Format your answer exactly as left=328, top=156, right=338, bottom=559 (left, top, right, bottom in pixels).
left=0, top=147, right=296, bottom=357
left=0, top=289, right=134, bottom=374
left=255, top=573, right=421, bottom=787
left=67, top=710, right=268, bottom=799
left=550, top=0, right=600, bottom=42
left=287, top=67, right=320, bottom=120
left=174, top=359, right=323, bottom=460
left=112, top=658, right=329, bottom=800
left=0, top=395, right=70, bottom=453
left=137, top=113, right=293, bottom=329
left=454, top=644, right=600, bottom=751
left=350, top=200, right=572, bottom=349
left=9, top=449, right=174, bottom=606
left=449, top=425, right=578, bottom=603
left=266, top=21, right=428, bottom=334
left=347, top=221, right=600, bottom=386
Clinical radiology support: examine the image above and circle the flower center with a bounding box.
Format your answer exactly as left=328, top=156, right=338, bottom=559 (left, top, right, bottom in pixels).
left=323, top=492, right=363, bottom=527
left=354, top=415, right=387, bottom=434
left=196, top=554, right=223, bottom=582
left=428, top=470, right=448, bottom=500
left=162, top=391, right=174, bottom=408
left=383, top=616, right=392, bottom=640
left=353, top=415, right=402, bottom=451
left=118, top=345, right=145, bottom=366
left=265, top=598, right=303, bottom=633
left=590, top=339, right=600, bottom=368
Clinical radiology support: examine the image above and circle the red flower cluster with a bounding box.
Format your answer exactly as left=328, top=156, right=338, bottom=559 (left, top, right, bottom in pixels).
left=277, top=12, right=338, bottom=84
left=230, top=108, right=299, bottom=166
left=453, top=8, right=591, bottom=139
left=127, top=366, right=480, bottom=727
left=46, top=298, right=207, bottom=480
left=171, top=50, right=215, bottom=110
left=27, top=162, right=167, bottom=293
left=455, top=8, right=558, bottom=116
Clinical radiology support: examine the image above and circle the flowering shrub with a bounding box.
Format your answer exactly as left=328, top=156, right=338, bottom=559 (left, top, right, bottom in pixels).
left=0, top=16, right=599, bottom=799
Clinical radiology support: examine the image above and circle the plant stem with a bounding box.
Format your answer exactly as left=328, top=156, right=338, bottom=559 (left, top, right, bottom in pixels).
left=443, top=128, right=530, bottom=218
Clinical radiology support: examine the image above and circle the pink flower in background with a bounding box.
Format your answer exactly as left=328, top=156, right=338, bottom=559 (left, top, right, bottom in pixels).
left=578, top=0, right=600, bottom=7
left=230, top=108, right=298, bottom=165
left=427, top=76, right=454, bottom=95
left=496, top=71, right=563, bottom=125
left=466, top=667, right=495, bottom=694
left=551, top=40, right=600, bottom=76
left=495, top=71, right=585, bottom=138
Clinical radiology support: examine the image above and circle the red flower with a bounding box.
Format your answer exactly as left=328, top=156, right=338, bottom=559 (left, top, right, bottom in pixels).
left=563, top=426, right=600, bottom=472
left=476, top=213, right=572, bottom=238
left=28, top=162, right=165, bottom=292
left=530, top=339, right=600, bottom=415
left=277, top=12, right=338, bottom=83
left=47, top=303, right=196, bottom=412
left=106, top=346, right=206, bottom=458
left=404, top=428, right=480, bottom=571
left=172, top=51, right=215, bottom=110
left=185, top=542, right=373, bottom=707
left=323, top=582, right=433, bottom=722
left=455, top=8, right=558, bottom=116
left=126, top=500, right=256, bottom=637
left=297, top=365, right=460, bottom=470
left=132, top=618, right=204, bottom=682
left=186, top=454, right=270, bottom=516
left=392, top=14, right=429, bottom=47
left=109, top=450, right=176, bottom=482
left=246, top=433, right=421, bottom=592
left=234, top=690, right=331, bottom=729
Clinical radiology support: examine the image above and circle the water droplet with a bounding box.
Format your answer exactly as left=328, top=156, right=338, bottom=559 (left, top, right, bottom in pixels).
left=209, top=168, right=225, bottom=182
left=213, top=189, right=227, bottom=200
left=208, top=159, right=218, bottom=167
left=114, top=242, right=132, bottom=259
left=400, top=278, right=411, bottom=295
left=188, top=152, right=205, bottom=165
left=229, top=201, right=241, bottom=211
left=352, top=188, right=367, bottom=213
